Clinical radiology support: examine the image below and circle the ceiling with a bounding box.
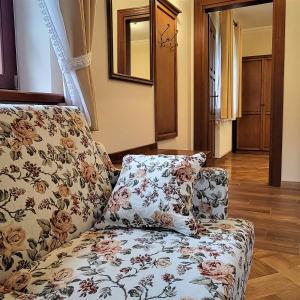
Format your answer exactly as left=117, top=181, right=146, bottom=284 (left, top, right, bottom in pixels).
left=232, top=3, right=273, bottom=29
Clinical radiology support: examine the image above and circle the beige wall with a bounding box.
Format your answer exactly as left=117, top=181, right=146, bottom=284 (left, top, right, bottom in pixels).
left=131, top=40, right=150, bottom=79
left=92, top=0, right=155, bottom=153
left=112, top=0, right=149, bottom=76
left=242, top=26, right=272, bottom=57
left=93, top=0, right=194, bottom=152
left=282, top=0, right=300, bottom=182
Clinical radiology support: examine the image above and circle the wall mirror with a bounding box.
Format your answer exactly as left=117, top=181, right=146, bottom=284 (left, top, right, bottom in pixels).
left=107, top=0, right=153, bottom=85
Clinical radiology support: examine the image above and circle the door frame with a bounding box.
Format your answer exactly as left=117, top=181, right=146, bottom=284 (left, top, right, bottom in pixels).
left=208, top=16, right=217, bottom=157
left=194, top=0, right=286, bottom=187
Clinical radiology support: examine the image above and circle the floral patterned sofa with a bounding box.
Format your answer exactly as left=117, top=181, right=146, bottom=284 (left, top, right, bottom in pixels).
left=0, top=105, right=254, bottom=300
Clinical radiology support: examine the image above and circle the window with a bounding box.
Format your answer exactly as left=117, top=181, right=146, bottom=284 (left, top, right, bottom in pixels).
left=0, top=0, right=17, bottom=89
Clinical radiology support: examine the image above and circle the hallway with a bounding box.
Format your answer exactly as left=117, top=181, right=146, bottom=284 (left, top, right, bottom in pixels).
left=213, top=153, right=300, bottom=299
left=211, top=152, right=269, bottom=184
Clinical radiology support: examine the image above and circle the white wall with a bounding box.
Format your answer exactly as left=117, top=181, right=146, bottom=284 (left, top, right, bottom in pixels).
left=242, top=26, right=272, bottom=57
left=215, top=121, right=232, bottom=158
left=282, top=0, right=300, bottom=182
left=13, top=0, right=63, bottom=93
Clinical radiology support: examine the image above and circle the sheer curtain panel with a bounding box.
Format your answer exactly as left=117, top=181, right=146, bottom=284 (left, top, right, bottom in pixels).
left=233, top=21, right=242, bottom=119
left=220, top=10, right=233, bottom=120
left=38, top=0, right=98, bottom=130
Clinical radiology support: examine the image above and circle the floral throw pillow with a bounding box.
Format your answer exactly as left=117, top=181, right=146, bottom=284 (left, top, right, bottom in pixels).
left=95, top=154, right=206, bottom=236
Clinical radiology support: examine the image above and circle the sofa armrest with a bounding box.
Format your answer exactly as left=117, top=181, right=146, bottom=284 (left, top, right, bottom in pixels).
left=193, top=167, right=229, bottom=220
left=94, top=142, right=121, bottom=188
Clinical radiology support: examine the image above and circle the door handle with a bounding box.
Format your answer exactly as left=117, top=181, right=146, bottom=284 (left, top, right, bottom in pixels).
left=209, top=95, right=219, bottom=98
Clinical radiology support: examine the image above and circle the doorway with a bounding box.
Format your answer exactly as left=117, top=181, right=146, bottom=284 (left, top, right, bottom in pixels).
left=194, top=0, right=285, bottom=187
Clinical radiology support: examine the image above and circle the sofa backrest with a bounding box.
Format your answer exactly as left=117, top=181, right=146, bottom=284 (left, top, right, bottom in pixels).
left=0, top=105, right=111, bottom=282
left=193, top=168, right=229, bottom=220
left=94, top=141, right=120, bottom=189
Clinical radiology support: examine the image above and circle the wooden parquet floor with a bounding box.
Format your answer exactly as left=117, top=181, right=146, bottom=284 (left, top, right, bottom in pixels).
left=211, top=153, right=300, bottom=300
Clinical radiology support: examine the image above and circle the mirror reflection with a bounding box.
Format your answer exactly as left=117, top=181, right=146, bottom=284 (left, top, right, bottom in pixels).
left=111, top=0, right=152, bottom=82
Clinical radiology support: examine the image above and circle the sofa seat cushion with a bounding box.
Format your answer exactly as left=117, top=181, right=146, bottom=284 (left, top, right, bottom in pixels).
left=0, top=105, right=112, bottom=282
left=1, top=219, right=254, bottom=300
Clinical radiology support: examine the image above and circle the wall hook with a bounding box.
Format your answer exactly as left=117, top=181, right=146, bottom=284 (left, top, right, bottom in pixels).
left=159, top=24, right=178, bottom=49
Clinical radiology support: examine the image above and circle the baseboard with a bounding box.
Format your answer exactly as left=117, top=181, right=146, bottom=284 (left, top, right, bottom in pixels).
left=109, top=143, right=158, bottom=164
left=214, top=150, right=232, bottom=159
left=235, top=150, right=269, bottom=155
left=281, top=181, right=300, bottom=190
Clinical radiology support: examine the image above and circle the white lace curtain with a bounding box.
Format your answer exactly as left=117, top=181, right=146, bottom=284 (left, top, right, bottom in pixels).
left=38, top=0, right=98, bottom=130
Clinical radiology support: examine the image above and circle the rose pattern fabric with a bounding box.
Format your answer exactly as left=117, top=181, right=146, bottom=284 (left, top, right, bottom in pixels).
left=0, top=105, right=254, bottom=299
left=94, top=142, right=121, bottom=189
left=0, top=105, right=111, bottom=282
left=96, top=154, right=206, bottom=236
left=101, top=158, right=230, bottom=222
left=193, top=168, right=229, bottom=220
left=0, top=219, right=254, bottom=299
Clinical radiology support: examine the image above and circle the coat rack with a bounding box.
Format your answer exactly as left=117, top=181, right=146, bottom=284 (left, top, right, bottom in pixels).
left=159, top=24, right=178, bottom=49
left=155, top=0, right=181, bottom=142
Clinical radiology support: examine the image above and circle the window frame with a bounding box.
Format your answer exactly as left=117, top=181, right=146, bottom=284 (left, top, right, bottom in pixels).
left=0, top=0, right=17, bottom=90
left=0, top=0, right=64, bottom=105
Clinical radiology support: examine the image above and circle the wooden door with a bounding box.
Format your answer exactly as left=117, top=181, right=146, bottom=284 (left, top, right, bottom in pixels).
left=238, top=58, right=262, bottom=150
left=237, top=55, right=272, bottom=151
left=208, top=17, right=217, bottom=156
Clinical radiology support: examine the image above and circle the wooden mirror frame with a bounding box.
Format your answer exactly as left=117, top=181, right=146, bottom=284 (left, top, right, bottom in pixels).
left=106, top=0, right=154, bottom=85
